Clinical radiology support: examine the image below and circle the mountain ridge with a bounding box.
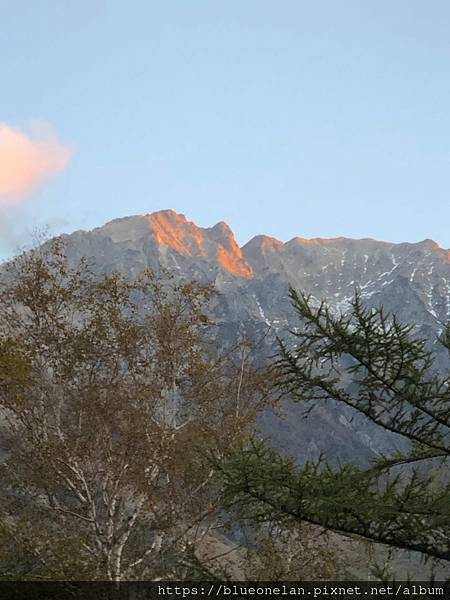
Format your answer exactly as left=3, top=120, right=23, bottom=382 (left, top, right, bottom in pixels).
left=86, top=208, right=450, bottom=253
left=61, top=209, right=450, bottom=335
left=35, top=208, right=450, bottom=466
left=67, top=209, right=450, bottom=283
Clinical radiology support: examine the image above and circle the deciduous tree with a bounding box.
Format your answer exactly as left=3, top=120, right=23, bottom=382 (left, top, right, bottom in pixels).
left=0, top=240, right=271, bottom=581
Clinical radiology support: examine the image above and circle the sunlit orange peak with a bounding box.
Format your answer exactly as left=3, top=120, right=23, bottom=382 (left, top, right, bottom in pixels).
left=213, top=223, right=254, bottom=278
left=217, top=245, right=253, bottom=278
left=146, top=210, right=206, bottom=257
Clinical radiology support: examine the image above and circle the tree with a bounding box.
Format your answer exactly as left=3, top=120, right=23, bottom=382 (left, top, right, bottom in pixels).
left=220, top=288, right=450, bottom=575
left=238, top=520, right=358, bottom=581
left=0, top=240, right=272, bottom=581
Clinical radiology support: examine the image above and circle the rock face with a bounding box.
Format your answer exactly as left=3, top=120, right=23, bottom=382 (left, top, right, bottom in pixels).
left=58, top=210, right=450, bottom=464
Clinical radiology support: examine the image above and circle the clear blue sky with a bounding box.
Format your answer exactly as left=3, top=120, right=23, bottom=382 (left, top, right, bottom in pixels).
left=1, top=1, right=450, bottom=254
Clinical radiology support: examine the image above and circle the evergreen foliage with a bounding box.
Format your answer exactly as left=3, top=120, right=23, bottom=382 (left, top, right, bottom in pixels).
left=220, top=288, right=450, bottom=571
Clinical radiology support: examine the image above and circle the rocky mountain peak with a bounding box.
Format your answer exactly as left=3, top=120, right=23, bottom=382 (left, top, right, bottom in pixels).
left=145, top=210, right=205, bottom=257
left=244, top=235, right=284, bottom=254
left=103, top=209, right=254, bottom=279
left=65, top=210, right=450, bottom=320
left=206, top=221, right=253, bottom=279
left=40, top=209, right=450, bottom=467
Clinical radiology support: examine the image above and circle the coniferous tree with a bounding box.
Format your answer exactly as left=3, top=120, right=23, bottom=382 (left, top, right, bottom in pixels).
left=220, top=288, right=450, bottom=573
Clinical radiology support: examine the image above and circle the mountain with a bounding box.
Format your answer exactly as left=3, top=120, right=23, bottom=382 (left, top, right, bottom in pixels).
left=62, top=209, right=450, bottom=330
left=59, top=209, right=450, bottom=464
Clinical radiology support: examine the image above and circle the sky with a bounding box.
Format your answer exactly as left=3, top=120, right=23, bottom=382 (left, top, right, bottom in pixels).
left=1, top=1, right=450, bottom=256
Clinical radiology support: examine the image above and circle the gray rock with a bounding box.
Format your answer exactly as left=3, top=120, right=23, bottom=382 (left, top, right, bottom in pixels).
left=34, top=210, right=450, bottom=464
